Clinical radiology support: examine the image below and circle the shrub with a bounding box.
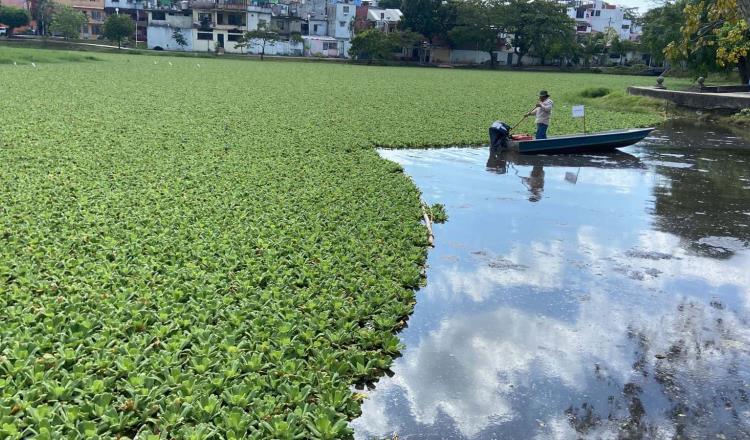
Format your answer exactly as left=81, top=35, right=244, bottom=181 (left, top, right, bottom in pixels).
left=579, top=87, right=611, bottom=98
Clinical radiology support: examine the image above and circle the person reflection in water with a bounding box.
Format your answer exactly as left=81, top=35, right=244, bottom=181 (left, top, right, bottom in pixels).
left=520, top=165, right=545, bottom=202
left=487, top=150, right=545, bottom=202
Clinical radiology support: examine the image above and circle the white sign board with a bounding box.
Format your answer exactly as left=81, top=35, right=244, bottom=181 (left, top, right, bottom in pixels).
left=572, top=105, right=585, bottom=118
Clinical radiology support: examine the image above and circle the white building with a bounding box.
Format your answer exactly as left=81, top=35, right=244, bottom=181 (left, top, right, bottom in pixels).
left=567, top=0, right=640, bottom=41
left=326, top=0, right=354, bottom=56
left=365, top=7, right=401, bottom=33
left=146, top=8, right=193, bottom=51
left=303, top=35, right=340, bottom=57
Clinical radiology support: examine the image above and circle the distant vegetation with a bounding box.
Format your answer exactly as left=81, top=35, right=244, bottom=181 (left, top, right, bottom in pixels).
left=0, top=45, right=99, bottom=64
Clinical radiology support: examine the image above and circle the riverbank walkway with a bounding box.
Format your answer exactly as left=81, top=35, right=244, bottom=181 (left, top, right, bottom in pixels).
left=628, top=86, right=750, bottom=111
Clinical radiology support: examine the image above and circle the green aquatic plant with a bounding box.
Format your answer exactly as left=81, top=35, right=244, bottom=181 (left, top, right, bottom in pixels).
left=0, top=47, right=665, bottom=438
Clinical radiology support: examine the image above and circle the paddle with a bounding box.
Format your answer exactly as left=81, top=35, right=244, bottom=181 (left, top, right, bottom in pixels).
left=510, top=106, right=538, bottom=131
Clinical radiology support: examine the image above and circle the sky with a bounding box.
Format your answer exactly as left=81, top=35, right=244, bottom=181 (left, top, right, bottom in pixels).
left=613, top=0, right=662, bottom=12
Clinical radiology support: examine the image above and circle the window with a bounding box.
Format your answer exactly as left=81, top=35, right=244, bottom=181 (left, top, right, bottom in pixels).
left=197, top=32, right=213, bottom=40
left=342, top=6, right=349, bottom=13
left=152, top=11, right=165, bottom=20
left=91, top=24, right=101, bottom=34
left=576, top=25, right=587, bottom=31
left=91, top=10, right=103, bottom=20
left=227, top=33, right=241, bottom=41
left=380, top=12, right=384, bottom=19
left=313, top=24, right=318, bottom=32
left=621, top=24, right=629, bottom=29
left=228, top=14, right=242, bottom=26
left=594, top=10, right=601, bottom=16
left=339, top=21, right=345, bottom=27
left=217, top=13, right=224, bottom=24
left=323, top=41, right=337, bottom=50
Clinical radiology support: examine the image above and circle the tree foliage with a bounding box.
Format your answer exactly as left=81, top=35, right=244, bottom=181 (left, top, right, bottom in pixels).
left=103, top=14, right=135, bottom=49
left=640, top=1, right=685, bottom=64
left=0, top=5, right=30, bottom=36
left=31, top=0, right=54, bottom=36
left=172, top=28, right=188, bottom=48
left=448, top=0, right=503, bottom=66
left=237, top=23, right=281, bottom=60
left=50, top=5, right=88, bottom=40
left=665, top=0, right=750, bottom=83
left=400, top=0, right=456, bottom=44
left=378, top=0, right=401, bottom=9
left=350, top=28, right=423, bottom=62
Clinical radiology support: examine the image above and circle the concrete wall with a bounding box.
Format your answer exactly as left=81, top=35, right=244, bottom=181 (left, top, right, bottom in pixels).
left=247, top=8, right=271, bottom=31
left=244, top=39, right=303, bottom=56
left=148, top=25, right=193, bottom=50
left=628, top=86, right=750, bottom=111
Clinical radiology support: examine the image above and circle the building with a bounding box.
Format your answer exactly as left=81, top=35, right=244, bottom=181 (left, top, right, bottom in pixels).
left=355, top=4, right=401, bottom=33
left=55, top=0, right=107, bottom=38
left=145, top=0, right=354, bottom=57
left=146, top=6, right=193, bottom=50
left=566, top=0, right=640, bottom=41
left=326, top=0, right=354, bottom=57
left=105, top=0, right=147, bottom=43
left=302, top=34, right=339, bottom=57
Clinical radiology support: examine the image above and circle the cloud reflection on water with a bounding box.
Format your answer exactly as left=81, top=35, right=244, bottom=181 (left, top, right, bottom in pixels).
left=355, top=132, right=750, bottom=439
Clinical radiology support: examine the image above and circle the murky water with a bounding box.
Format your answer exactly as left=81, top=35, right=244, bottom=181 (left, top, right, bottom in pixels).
left=352, top=121, right=750, bottom=440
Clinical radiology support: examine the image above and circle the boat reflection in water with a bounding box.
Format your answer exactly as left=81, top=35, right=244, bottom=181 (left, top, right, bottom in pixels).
left=485, top=146, right=645, bottom=202
left=352, top=125, right=750, bottom=440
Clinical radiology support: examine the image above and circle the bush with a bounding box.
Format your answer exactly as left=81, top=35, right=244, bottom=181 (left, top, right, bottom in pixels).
left=579, top=87, right=611, bottom=98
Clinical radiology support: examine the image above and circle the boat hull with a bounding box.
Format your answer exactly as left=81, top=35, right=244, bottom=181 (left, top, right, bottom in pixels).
left=508, top=128, right=654, bottom=154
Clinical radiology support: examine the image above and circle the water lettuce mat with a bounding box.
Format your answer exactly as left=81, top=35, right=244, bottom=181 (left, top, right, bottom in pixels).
left=0, top=48, right=662, bottom=439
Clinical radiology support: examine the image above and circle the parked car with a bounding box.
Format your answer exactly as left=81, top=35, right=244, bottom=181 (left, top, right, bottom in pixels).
left=0, top=27, right=8, bottom=36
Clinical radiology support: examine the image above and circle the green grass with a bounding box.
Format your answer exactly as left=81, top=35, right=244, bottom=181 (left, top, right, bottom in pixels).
left=0, top=47, right=665, bottom=439
left=0, top=45, right=101, bottom=64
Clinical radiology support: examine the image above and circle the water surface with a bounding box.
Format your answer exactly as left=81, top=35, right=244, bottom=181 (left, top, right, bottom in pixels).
left=352, top=121, right=750, bottom=439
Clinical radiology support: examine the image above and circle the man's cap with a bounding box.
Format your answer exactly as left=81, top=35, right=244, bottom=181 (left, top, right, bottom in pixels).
left=539, top=90, right=550, bottom=97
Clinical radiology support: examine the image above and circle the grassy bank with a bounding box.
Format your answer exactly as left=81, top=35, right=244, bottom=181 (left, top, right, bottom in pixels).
left=0, top=47, right=664, bottom=439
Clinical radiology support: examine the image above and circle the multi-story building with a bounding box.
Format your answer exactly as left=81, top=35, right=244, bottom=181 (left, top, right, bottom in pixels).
left=56, top=0, right=107, bottom=38
left=146, top=0, right=354, bottom=57
left=566, top=0, right=640, bottom=41
left=105, top=0, right=147, bottom=42
left=326, top=0, right=354, bottom=56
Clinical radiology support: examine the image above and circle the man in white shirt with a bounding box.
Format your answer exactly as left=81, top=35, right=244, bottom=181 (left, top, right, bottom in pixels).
left=526, top=90, right=553, bottom=139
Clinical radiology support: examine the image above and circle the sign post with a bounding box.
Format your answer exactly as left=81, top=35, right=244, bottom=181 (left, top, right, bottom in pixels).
left=572, top=105, right=586, bottom=133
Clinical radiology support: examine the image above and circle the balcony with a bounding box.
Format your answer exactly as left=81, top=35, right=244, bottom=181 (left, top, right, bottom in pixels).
left=190, top=0, right=247, bottom=10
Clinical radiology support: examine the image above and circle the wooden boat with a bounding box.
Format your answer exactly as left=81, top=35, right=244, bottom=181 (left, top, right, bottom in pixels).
left=509, top=128, right=654, bottom=154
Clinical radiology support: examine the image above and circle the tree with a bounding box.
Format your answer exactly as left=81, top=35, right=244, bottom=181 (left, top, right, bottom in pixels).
left=350, top=28, right=394, bottom=62
left=50, top=5, right=87, bottom=40
left=400, top=0, right=456, bottom=44
left=0, top=6, right=30, bottom=36
left=578, top=33, right=606, bottom=67
left=103, top=14, right=135, bottom=49
left=172, top=28, right=187, bottom=50
left=666, top=0, right=750, bottom=84
left=499, top=0, right=574, bottom=66
left=31, top=0, right=55, bottom=36
left=239, top=23, right=280, bottom=60
left=608, top=35, right=637, bottom=65
left=378, top=0, right=401, bottom=8
left=640, top=1, right=685, bottom=65
left=448, top=0, right=503, bottom=67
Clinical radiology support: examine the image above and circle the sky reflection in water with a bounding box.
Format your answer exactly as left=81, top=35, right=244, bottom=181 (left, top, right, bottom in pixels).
left=352, top=121, right=750, bottom=440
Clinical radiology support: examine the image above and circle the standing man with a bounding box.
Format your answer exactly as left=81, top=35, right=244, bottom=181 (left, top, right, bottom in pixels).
left=526, top=90, right=553, bottom=140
